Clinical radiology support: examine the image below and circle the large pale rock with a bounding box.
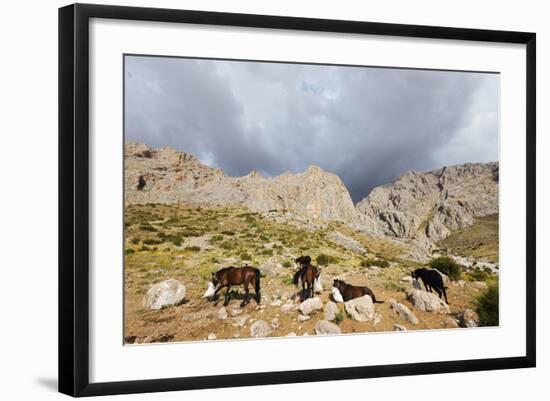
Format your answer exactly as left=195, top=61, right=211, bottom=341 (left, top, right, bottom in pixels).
left=344, top=295, right=375, bottom=322
left=250, top=320, right=272, bottom=338
left=406, top=289, right=450, bottom=314
left=389, top=298, right=419, bottom=324
left=327, top=231, right=367, bottom=255
left=324, top=301, right=338, bottom=321
left=299, top=297, right=323, bottom=315
left=458, top=309, right=479, bottom=328
left=143, top=279, right=186, bottom=310
left=315, top=320, right=342, bottom=335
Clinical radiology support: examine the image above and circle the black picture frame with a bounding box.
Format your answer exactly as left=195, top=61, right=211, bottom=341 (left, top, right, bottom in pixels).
left=59, top=3, right=536, bottom=397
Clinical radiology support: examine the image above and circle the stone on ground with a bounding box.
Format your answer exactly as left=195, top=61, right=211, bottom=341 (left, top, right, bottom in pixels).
left=143, top=279, right=186, bottom=310
left=344, top=295, right=375, bottom=322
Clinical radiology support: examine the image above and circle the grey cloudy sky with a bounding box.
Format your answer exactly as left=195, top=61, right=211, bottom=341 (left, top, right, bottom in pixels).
left=125, top=55, right=499, bottom=202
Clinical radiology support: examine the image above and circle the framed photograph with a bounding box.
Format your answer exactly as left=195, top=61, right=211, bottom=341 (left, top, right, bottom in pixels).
left=59, top=3, right=536, bottom=397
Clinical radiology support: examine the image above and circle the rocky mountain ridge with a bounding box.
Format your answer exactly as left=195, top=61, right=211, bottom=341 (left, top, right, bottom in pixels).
left=125, top=141, right=498, bottom=243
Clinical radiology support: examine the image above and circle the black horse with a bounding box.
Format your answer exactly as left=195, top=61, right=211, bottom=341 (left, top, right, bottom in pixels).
left=412, top=268, right=449, bottom=304
left=208, top=266, right=261, bottom=307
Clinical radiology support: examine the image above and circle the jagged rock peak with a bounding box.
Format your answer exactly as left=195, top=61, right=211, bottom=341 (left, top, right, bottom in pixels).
left=356, top=161, right=498, bottom=242
left=124, top=142, right=359, bottom=224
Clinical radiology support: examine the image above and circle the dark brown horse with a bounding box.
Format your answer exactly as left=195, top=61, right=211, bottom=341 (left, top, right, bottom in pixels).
left=332, top=279, right=383, bottom=303
left=208, top=266, right=261, bottom=307
left=293, top=256, right=320, bottom=301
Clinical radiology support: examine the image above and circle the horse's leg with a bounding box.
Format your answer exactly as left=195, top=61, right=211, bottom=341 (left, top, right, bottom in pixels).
left=212, top=285, right=226, bottom=305
left=443, top=288, right=449, bottom=304
left=223, top=286, right=231, bottom=306
left=241, top=281, right=250, bottom=307
left=301, top=281, right=306, bottom=301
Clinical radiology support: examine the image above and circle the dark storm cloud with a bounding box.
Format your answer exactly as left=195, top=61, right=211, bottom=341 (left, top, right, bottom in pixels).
left=125, top=56, right=499, bottom=202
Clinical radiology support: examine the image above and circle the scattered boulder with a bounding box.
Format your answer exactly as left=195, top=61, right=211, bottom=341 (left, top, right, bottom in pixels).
left=344, top=295, right=375, bottom=322
left=181, top=312, right=202, bottom=322
left=286, top=332, right=297, bottom=337
left=143, top=279, right=186, bottom=310
left=389, top=298, right=419, bottom=324
left=217, top=307, right=228, bottom=320
left=406, top=289, right=450, bottom=313
left=259, top=260, right=283, bottom=276
left=315, top=320, right=342, bottom=335
left=207, top=333, right=217, bottom=340
left=297, top=314, right=311, bottom=322
left=230, top=308, right=243, bottom=317
left=250, top=320, right=272, bottom=338
left=443, top=317, right=460, bottom=328
left=327, top=231, right=367, bottom=255
left=412, top=279, right=422, bottom=290
left=400, top=275, right=413, bottom=283
left=458, top=309, right=479, bottom=328
left=232, top=315, right=248, bottom=327
left=281, top=302, right=297, bottom=313
left=271, top=318, right=280, bottom=330
left=324, top=301, right=338, bottom=321
left=299, top=297, right=323, bottom=315
left=394, top=324, right=407, bottom=331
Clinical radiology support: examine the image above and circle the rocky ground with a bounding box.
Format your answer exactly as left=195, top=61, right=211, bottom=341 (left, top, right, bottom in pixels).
left=124, top=204, right=497, bottom=344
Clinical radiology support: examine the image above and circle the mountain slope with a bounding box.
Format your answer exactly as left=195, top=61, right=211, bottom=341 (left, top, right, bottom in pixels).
left=356, top=162, right=499, bottom=242
left=125, top=142, right=359, bottom=224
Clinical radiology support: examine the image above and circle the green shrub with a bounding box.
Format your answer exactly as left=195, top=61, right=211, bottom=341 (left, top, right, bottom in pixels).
left=259, top=234, right=269, bottom=242
left=221, top=230, right=235, bottom=236
left=139, top=224, right=157, bottom=232
left=143, top=238, right=163, bottom=245
left=125, top=248, right=135, bottom=255
left=282, top=260, right=292, bottom=268
left=360, top=258, right=390, bottom=268
left=475, top=281, right=499, bottom=326
left=429, top=256, right=462, bottom=281
left=210, top=234, right=224, bottom=243
left=138, top=245, right=151, bottom=252
left=261, top=248, right=273, bottom=256
left=240, top=253, right=252, bottom=261
left=130, top=238, right=140, bottom=245
left=333, top=310, right=344, bottom=325
left=316, top=254, right=339, bottom=266
left=185, top=246, right=201, bottom=252
left=464, top=267, right=491, bottom=282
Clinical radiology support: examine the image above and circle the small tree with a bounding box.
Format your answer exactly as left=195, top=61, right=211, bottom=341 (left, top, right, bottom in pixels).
left=429, top=256, right=462, bottom=281
left=476, top=281, right=499, bottom=326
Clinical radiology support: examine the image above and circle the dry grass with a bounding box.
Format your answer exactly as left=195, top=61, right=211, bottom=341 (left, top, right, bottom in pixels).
left=438, top=214, right=499, bottom=263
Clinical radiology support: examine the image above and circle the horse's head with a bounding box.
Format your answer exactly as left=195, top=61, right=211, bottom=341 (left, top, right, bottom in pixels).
left=333, top=279, right=344, bottom=291
left=295, top=255, right=311, bottom=266
left=411, top=268, right=424, bottom=280
left=211, top=271, right=219, bottom=287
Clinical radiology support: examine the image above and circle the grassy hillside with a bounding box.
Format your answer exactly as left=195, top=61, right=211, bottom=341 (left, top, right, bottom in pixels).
left=437, top=214, right=499, bottom=263
left=124, top=204, right=497, bottom=343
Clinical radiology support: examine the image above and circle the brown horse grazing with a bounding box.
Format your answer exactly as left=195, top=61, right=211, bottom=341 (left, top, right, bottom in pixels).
left=293, top=262, right=320, bottom=301
left=209, top=266, right=261, bottom=307
left=332, top=279, right=383, bottom=303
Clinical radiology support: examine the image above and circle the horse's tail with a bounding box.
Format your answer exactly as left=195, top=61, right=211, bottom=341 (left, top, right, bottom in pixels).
left=293, top=268, right=303, bottom=286
left=368, top=289, right=384, bottom=304
left=254, top=268, right=261, bottom=302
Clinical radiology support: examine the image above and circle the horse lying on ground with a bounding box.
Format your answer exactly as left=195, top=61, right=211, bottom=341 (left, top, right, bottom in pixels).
left=332, top=279, right=384, bottom=303
left=293, top=256, right=320, bottom=301
left=411, top=268, right=449, bottom=304
left=204, top=266, right=261, bottom=307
